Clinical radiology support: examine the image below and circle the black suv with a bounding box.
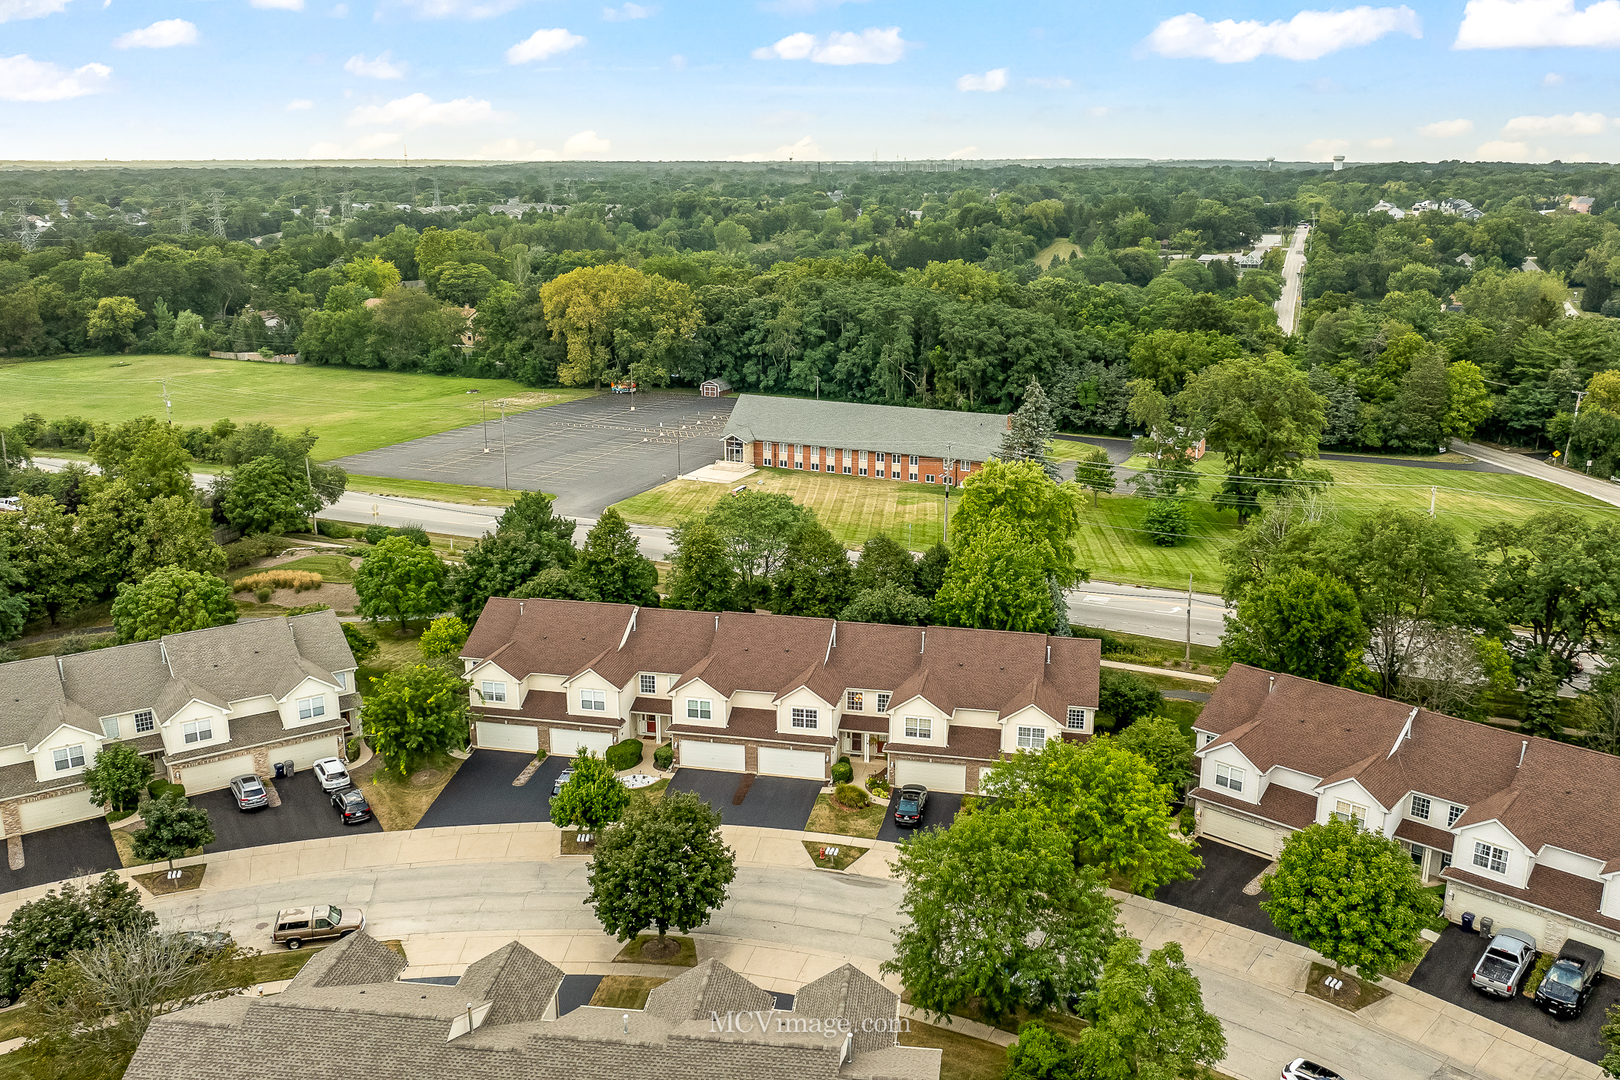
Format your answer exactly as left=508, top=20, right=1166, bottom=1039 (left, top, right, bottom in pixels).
left=894, top=785, right=928, bottom=828
left=1535, top=940, right=1605, bottom=1018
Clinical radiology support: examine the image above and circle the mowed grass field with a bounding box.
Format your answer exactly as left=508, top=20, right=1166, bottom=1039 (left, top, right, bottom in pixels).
left=616, top=453, right=1620, bottom=595
left=0, top=354, right=594, bottom=460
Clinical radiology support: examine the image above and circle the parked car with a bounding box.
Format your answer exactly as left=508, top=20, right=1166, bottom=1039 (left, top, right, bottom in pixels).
left=176, top=930, right=233, bottom=955
left=1535, top=940, right=1605, bottom=1018
left=228, top=774, right=269, bottom=811
left=1471, top=929, right=1538, bottom=998
left=271, top=904, right=365, bottom=949
left=894, top=785, right=928, bottom=828
left=331, top=787, right=372, bottom=825
left=611, top=381, right=638, bottom=393
left=313, top=757, right=351, bottom=792
left=1281, top=1061, right=1344, bottom=1080
left=552, top=768, right=574, bottom=797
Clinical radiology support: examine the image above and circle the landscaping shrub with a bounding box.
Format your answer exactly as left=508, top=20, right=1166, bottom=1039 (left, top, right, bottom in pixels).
left=146, top=779, right=185, bottom=799
left=1098, top=668, right=1165, bottom=730
left=397, top=524, right=431, bottom=547
left=865, top=773, right=890, bottom=797
left=317, top=520, right=355, bottom=539
left=362, top=525, right=392, bottom=545
left=234, top=570, right=323, bottom=594
left=1070, top=625, right=1125, bottom=654
left=254, top=588, right=272, bottom=604
left=834, top=784, right=870, bottom=809
left=652, top=743, right=674, bottom=770
left=1143, top=499, right=1192, bottom=547
left=222, top=532, right=291, bottom=569
left=605, top=739, right=645, bottom=771
left=831, top=757, right=853, bottom=784
left=50, top=631, right=115, bottom=656
left=346, top=738, right=362, bottom=759
left=281, top=603, right=332, bottom=617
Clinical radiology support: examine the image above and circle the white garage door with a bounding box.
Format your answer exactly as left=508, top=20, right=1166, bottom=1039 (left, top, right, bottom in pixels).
left=477, top=721, right=540, bottom=754
left=757, top=746, right=826, bottom=781
left=1454, top=891, right=1547, bottom=950
left=894, top=759, right=968, bottom=794
left=177, top=753, right=257, bottom=795
left=15, top=789, right=103, bottom=834
left=1199, top=806, right=1280, bottom=857
left=556, top=729, right=615, bottom=758
left=680, top=739, right=745, bottom=772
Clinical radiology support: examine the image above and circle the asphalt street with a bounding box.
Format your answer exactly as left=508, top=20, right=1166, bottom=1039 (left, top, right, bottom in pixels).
left=1066, top=580, right=1230, bottom=649
left=1274, top=223, right=1309, bottom=334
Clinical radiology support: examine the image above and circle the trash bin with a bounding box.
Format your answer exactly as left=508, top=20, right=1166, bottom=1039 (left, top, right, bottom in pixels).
left=274, top=762, right=286, bottom=779
left=282, top=760, right=295, bottom=777
left=1461, top=912, right=1475, bottom=933
left=1479, top=916, right=1494, bottom=937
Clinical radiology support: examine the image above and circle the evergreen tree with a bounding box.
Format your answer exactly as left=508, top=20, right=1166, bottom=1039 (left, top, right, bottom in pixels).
left=665, top=519, right=738, bottom=612
left=771, top=513, right=855, bottom=617
left=999, top=378, right=1060, bottom=480
left=913, top=542, right=951, bottom=599
left=575, top=507, right=659, bottom=606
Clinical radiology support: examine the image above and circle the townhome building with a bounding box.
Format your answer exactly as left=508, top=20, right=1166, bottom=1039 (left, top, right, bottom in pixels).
left=461, top=598, right=1100, bottom=792
left=1190, top=664, right=1620, bottom=969
left=0, top=611, right=358, bottom=846
left=718, top=394, right=1008, bottom=487
left=127, top=930, right=940, bottom=1080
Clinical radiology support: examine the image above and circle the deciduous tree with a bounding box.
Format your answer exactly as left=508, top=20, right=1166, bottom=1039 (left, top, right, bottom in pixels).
left=883, top=805, right=1119, bottom=1021
left=550, top=749, right=631, bottom=832
left=87, top=296, right=142, bottom=350
left=852, top=534, right=916, bottom=592
left=418, top=615, right=469, bottom=662
left=574, top=507, right=659, bottom=606
left=664, top=519, right=738, bottom=612
left=1261, top=818, right=1438, bottom=983
left=1113, top=716, right=1196, bottom=797
left=841, top=584, right=933, bottom=626
left=81, top=744, right=154, bottom=814
left=111, top=567, right=237, bottom=644
left=1073, top=939, right=1227, bottom=1080
left=1073, top=446, right=1116, bottom=507
left=933, top=522, right=1054, bottom=632
left=361, top=663, right=471, bottom=775
left=220, top=456, right=321, bottom=535
left=355, top=535, right=447, bottom=632
left=770, top=513, right=855, bottom=617
left=130, top=792, right=214, bottom=871
left=0, top=872, right=155, bottom=1006
left=1221, top=568, right=1368, bottom=687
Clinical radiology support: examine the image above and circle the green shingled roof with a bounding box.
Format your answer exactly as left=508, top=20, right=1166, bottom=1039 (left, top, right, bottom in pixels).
left=721, top=395, right=1008, bottom=462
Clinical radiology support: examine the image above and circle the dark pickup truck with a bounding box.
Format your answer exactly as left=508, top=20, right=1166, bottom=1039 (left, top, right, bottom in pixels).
left=1535, top=940, right=1606, bottom=1019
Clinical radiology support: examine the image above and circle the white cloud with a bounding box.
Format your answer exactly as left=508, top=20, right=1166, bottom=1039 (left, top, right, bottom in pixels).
left=1475, top=139, right=1530, bottom=159
left=354, top=132, right=401, bottom=151
left=113, top=18, right=197, bottom=47
left=669, top=53, right=686, bottom=69
left=602, top=2, right=654, bottom=19
left=0, top=0, right=69, bottom=22
left=1502, top=111, right=1608, bottom=135
left=757, top=0, right=871, bottom=12
left=1366, top=136, right=1394, bottom=148
left=1086, top=105, right=1109, bottom=117
left=732, top=134, right=821, bottom=161
left=1146, top=6, right=1421, bottom=62
left=506, top=28, right=585, bottom=64
left=0, top=54, right=111, bottom=100
left=345, top=51, right=407, bottom=78
left=956, top=67, right=1008, bottom=92
left=1420, top=117, right=1473, bottom=137
left=751, top=26, right=909, bottom=64
left=1543, top=71, right=1565, bottom=84
left=563, top=129, right=611, bottom=156
left=397, top=0, right=518, bottom=19
left=944, top=145, right=978, bottom=159
left=287, top=98, right=314, bottom=109
left=251, top=0, right=303, bottom=10
left=1305, top=137, right=1350, bottom=158
left=1455, top=0, right=1620, bottom=48
left=349, top=92, right=495, bottom=129
left=478, top=137, right=561, bottom=160
left=1025, top=75, right=1071, bottom=88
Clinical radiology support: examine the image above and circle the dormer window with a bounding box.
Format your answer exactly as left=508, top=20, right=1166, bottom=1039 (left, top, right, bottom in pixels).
left=1410, top=795, right=1431, bottom=820
left=1448, top=804, right=1464, bottom=827
left=480, top=681, right=506, bottom=704
left=183, top=720, right=213, bottom=745
left=846, top=691, right=863, bottom=711
left=640, top=674, right=657, bottom=695
left=335, top=671, right=348, bottom=690
left=134, top=710, right=155, bottom=734
left=792, top=708, right=819, bottom=730
left=298, top=696, right=326, bottom=720
left=875, top=692, right=891, bottom=713
left=580, top=689, right=607, bottom=712
left=53, top=744, right=86, bottom=772
left=1473, top=842, right=1509, bottom=875
left=101, top=717, right=120, bottom=739
left=1066, top=707, right=1086, bottom=731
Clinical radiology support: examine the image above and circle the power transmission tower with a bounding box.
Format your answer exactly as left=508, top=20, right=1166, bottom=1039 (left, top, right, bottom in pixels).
left=177, top=190, right=192, bottom=235
left=431, top=179, right=441, bottom=209
left=339, top=189, right=354, bottom=227
left=12, top=198, right=38, bottom=252
left=207, top=190, right=227, bottom=238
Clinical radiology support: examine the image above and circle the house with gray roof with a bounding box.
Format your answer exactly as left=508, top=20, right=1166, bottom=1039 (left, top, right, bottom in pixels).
left=0, top=611, right=358, bottom=848
left=126, top=931, right=940, bottom=1080
left=461, top=598, right=1099, bottom=793
left=720, top=395, right=1009, bottom=487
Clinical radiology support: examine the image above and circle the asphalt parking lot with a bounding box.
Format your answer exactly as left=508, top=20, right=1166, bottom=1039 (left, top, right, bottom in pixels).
left=668, top=770, right=821, bottom=830
left=331, top=392, right=738, bottom=518
left=199, top=769, right=382, bottom=854
left=0, top=817, right=121, bottom=893
left=1152, top=839, right=1295, bottom=940
left=414, top=751, right=566, bottom=829
left=875, top=789, right=963, bottom=843
left=1409, top=926, right=1617, bottom=1063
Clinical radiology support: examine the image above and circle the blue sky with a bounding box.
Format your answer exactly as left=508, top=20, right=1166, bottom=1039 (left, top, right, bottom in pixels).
left=2, top=0, right=1618, bottom=163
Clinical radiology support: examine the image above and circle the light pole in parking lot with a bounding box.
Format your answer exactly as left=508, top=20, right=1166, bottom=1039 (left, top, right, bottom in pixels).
left=501, top=401, right=509, bottom=490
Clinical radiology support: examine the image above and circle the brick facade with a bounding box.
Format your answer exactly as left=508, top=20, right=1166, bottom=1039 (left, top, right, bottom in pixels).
left=748, top=441, right=984, bottom=485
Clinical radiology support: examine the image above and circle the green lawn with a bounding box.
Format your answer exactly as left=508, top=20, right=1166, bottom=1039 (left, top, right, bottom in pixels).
left=0, top=354, right=594, bottom=460
left=343, top=474, right=526, bottom=507
left=226, top=553, right=357, bottom=586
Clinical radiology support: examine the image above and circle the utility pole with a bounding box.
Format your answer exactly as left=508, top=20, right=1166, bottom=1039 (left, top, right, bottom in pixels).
left=1429, top=486, right=1437, bottom=515
left=339, top=189, right=354, bottom=228
left=1563, top=390, right=1589, bottom=469
left=481, top=401, right=490, bottom=452
left=501, top=402, right=509, bottom=489
left=207, top=190, right=226, bottom=238
left=305, top=456, right=317, bottom=533
left=1185, top=574, right=1193, bottom=662
left=161, top=378, right=171, bottom=423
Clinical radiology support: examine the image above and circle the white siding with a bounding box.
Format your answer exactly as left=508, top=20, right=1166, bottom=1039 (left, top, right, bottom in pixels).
left=1537, top=846, right=1605, bottom=880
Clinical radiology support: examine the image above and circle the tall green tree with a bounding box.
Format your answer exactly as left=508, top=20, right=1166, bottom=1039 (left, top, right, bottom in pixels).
left=704, top=490, right=807, bottom=606
left=574, top=507, right=658, bottom=606
left=841, top=584, right=933, bottom=626
left=130, top=792, right=214, bottom=871
left=584, top=790, right=737, bottom=950
left=913, top=541, right=951, bottom=599
left=1113, top=716, right=1196, bottom=797
left=355, top=535, right=447, bottom=632
left=0, top=534, right=30, bottom=642
left=0, top=872, right=155, bottom=1005
left=883, top=805, right=1119, bottom=1021
left=1261, top=818, right=1438, bottom=983
left=80, top=744, right=155, bottom=814
left=1073, top=445, right=1116, bottom=507
left=980, top=739, right=1200, bottom=895
left=999, top=377, right=1061, bottom=479
left=110, top=567, right=237, bottom=644
left=933, top=522, right=1054, bottom=633
left=950, top=458, right=1088, bottom=589
left=451, top=530, right=575, bottom=620
left=219, top=456, right=321, bottom=535
left=1178, top=353, right=1328, bottom=523
left=418, top=615, right=469, bottom=662
left=664, top=519, right=739, bottom=612
left=1073, top=939, right=1227, bottom=1080
left=361, top=663, right=471, bottom=775
left=1221, top=568, right=1369, bottom=687
left=0, top=493, right=96, bottom=626
left=852, top=534, right=916, bottom=592
left=770, top=513, right=855, bottom=617
left=128, top=495, right=225, bottom=581
left=550, top=749, right=632, bottom=831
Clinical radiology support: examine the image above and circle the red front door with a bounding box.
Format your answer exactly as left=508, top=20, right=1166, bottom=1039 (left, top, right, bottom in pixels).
left=643, top=716, right=658, bottom=737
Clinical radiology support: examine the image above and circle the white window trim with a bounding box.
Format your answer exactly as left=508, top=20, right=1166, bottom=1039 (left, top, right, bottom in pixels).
left=480, top=681, right=507, bottom=704
left=640, top=674, right=657, bottom=695
left=297, top=695, right=327, bottom=720
left=1473, top=841, right=1510, bottom=876
left=875, top=692, right=891, bottom=713
left=791, top=707, right=819, bottom=730
left=1065, top=707, right=1085, bottom=731
left=904, top=716, right=931, bottom=740
left=53, top=744, right=86, bottom=772
left=134, top=709, right=155, bottom=733
left=846, top=690, right=863, bottom=711
left=1215, top=762, right=1244, bottom=792
left=1333, top=800, right=1368, bottom=827
left=1448, top=804, right=1465, bottom=827
left=1410, top=794, right=1431, bottom=821
left=687, top=698, right=712, bottom=720
left=580, top=689, right=607, bottom=712
left=335, top=671, right=348, bottom=690
left=182, top=720, right=212, bottom=745
left=1016, top=725, right=1047, bottom=750
left=101, top=716, right=120, bottom=739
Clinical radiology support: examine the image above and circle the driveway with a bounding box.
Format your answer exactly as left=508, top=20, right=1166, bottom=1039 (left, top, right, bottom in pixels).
left=1, top=818, right=121, bottom=894
left=875, top=790, right=963, bottom=843
left=331, top=392, right=739, bottom=519
left=1408, top=925, right=1618, bottom=1063
left=199, top=770, right=382, bottom=854
left=1152, top=839, right=1294, bottom=940
left=667, top=770, right=820, bottom=830
left=414, top=751, right=567, bottom=829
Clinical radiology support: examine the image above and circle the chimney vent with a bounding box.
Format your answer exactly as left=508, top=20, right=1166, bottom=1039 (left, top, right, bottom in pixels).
left=519, top=601, right=524, bottom=616
left=920, top=630, right=926, bottom=654
left=1046, top=645, right=1051, bottom=665
left=623, top=1013, right=630, bottom=1034
left=1268, top=676, right=1275, bottom=694
left=1518, top=740, right=1528, bottom=768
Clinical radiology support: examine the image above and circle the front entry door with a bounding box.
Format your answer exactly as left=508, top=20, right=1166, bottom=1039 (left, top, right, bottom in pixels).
left=847, top=732, right=862, bottom=754
left=642, top=716, right=658, bottom=737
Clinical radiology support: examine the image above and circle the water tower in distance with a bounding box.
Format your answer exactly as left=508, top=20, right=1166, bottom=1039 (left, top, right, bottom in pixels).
left=1332, top=155, right=1346, bottom=171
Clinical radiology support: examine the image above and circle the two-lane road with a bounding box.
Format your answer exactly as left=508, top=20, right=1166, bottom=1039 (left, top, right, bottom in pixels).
left=1274, top=223, right=1309, bottom=334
